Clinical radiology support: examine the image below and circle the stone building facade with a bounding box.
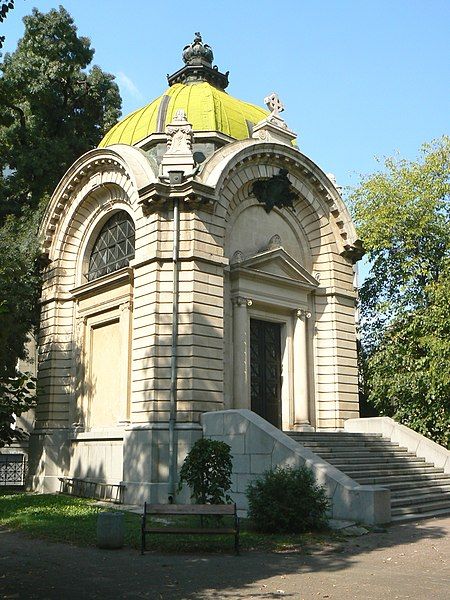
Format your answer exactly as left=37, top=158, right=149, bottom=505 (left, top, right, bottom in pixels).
left=30, top=35, right=363, bottom=503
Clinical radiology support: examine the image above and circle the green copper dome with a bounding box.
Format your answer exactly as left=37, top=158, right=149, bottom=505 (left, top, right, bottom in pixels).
left=99, top=82, right=269, bottom=148
left=100, top=34, right=269, bottom=148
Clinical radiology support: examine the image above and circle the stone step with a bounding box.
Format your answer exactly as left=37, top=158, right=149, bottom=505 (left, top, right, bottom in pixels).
left=287, top=429, right=450, bottom=523
left=391, top=507, right=450, bottom=523
left=392, top=499, right=450, bottom=516
left=391, top=492, right=450, bottom=507
left=289, top=433, right=383, bottom=439
left=355, top=472, right=450, bottom=485
left=294, top=440, right=401, bottom=450
left=341, top=465, right=441, bottom=477
left=287, top=433, right=384, bottom=441
left=328, top=457, right=426, bottom=467
left=391, top=482, right=450, bottom=496
left=311, top=449, right=412, bottom=458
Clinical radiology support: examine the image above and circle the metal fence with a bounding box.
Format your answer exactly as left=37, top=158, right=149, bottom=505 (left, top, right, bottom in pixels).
left=0, top=454, right=27, bottom=487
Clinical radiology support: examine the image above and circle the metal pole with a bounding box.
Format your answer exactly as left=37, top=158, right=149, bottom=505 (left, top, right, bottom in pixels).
left=168, top=197, right=180, bottom=502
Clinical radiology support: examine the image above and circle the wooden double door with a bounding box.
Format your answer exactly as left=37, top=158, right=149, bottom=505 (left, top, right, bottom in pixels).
left=250, top=319, right=282, bottom=428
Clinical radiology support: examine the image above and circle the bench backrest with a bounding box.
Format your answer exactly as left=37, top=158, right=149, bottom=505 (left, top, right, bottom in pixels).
left=144, top=503, right=236, bottom=516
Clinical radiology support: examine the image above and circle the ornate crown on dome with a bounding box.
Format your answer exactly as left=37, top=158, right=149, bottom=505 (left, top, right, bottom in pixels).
left=167, top=33, right=229, bottom=90
left=182, top=32, right=214, bottom=66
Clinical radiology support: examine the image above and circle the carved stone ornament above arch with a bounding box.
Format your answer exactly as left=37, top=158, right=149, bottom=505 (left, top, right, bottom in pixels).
left=40, top=145, right=156, bottom=260
left=198, top=140, right=363, bottom=262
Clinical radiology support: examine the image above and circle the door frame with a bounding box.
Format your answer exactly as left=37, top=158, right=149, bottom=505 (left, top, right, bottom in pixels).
left=229, top=248, right=318, bottom=430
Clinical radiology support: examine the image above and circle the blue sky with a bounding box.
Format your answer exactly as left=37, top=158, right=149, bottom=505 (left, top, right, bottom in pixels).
left=2, top=0, right=449, bottom=195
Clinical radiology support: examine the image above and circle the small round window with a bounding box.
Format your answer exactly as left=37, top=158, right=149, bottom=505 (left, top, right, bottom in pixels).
left=87, top=211, right=135, bottom=281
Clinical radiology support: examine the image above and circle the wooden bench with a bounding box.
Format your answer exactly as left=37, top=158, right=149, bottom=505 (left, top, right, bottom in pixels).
left=141, top=503, right=240, bottom=555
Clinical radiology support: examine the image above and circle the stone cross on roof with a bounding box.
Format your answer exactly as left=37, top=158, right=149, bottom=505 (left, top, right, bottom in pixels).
left=264, top=92, right=285, bottom=117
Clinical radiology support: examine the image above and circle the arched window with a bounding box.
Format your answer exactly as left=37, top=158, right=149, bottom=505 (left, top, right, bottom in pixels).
left=87, top=211, right=135, bottom=281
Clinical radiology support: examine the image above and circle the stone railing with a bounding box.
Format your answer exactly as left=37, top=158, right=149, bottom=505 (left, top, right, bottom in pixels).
left=201, top=409, right=391, bottom=525
left=345, top=417, right=450, bottom=473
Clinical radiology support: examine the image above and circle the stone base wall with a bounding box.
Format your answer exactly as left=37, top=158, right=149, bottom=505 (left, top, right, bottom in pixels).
left=122, top=422, right=202, bottom=505
left=201, top=409, right=391, bottom=525
left=29, top=422, right=203, bottom=504
left=28, top=429, right=71, bottom=493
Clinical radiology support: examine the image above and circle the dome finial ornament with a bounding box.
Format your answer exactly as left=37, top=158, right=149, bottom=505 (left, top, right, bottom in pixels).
left=182, top=32, right=214, bottom=67
left=168, top=33, right=229, bottom=90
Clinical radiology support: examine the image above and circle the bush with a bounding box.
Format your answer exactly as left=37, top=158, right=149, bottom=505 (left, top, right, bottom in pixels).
left=246, top=466, right=330, bottom=533
left=178, top=438, right=233, bottom=504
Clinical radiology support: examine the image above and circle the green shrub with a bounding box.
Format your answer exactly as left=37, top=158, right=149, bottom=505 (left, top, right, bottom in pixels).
left=246, top=466, right=330, bottom=533
left=178, top=438, right=233, bottom=504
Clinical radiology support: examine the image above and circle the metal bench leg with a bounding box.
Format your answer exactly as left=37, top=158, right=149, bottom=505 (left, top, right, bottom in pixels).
left=141, top=504, right=146, bottom=555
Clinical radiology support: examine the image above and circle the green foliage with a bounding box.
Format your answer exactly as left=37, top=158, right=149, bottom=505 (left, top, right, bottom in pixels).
left=364, top=265, right=450, bottom=447
left=0, top=6, right=122, bottom=219
left=0, top=492, right=339, bottom=553
left=0, top=206, right=42, bottom=446
left=178, top=438, right=233, bottom=504
left=0, top=7, right=122, bottom=444
left=351, top=137, right=450, bottom=445
left=0, top=2, right=15, bottom=49
left=0, top=372, right=36, bottom=447
left=0, top=207, right=43, bottom=377
left=246, top=467, right=330, bottom=533
left=351, top=137, right=450, bottom=343
left=0, top=493, right=140, bottom=547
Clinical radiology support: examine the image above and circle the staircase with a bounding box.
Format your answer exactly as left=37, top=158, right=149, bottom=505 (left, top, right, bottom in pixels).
left=286, top=431, right=450, bottom=522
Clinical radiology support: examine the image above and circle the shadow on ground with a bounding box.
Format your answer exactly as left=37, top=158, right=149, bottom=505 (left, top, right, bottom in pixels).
left=0, top=517, right=449, bottom=599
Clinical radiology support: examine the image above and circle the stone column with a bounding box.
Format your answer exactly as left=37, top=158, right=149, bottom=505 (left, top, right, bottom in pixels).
left=293, top=309, right=311, bottom=428
left=232, top=296, right=252, bottom=409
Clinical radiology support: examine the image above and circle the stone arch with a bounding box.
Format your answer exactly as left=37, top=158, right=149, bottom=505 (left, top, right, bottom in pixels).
left=199, top=141, right=361, bottom=264
left=202, top=145, right=354, bottom=289
left=57, top=184, right=136, bottom=290
left=41, top=145, right=155, bottom=262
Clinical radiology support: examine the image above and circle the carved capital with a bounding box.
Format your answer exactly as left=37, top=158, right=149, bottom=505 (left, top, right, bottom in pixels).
left=119, top=300, right=133, bottom=313
left=232, top=296, right=252, bottom=308
left=296, top=308, right=311, bottom=320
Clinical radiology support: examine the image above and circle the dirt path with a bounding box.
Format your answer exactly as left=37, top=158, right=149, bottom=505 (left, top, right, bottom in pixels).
left=1, top=516, right=449, bottom=599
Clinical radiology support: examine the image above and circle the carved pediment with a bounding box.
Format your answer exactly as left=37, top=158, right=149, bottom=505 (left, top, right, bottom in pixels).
left=230, top=247, right=318, bottom=289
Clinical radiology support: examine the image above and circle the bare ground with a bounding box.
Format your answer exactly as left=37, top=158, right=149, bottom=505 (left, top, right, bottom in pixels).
left=1, top=516, right=449, bottom=599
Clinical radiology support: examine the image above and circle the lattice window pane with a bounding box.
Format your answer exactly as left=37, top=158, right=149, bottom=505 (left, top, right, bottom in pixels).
left=88, top=211, right=135, bottom=281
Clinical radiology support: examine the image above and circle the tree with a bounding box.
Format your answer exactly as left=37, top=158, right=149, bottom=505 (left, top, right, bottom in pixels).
left=0, top=372, right=36, bottom=448
left=0, top=7, right=122, bottom=445
left=0, top=6, right=122, bottom=220
left=0, top=207, right=43, bottom=377
left=0, top=2, right=15, bottom=49
left=351, top=137, right=450, bottom=446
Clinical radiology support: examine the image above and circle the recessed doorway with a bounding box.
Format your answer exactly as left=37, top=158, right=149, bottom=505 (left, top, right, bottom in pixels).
left=250, top=319, right=282, bottom=428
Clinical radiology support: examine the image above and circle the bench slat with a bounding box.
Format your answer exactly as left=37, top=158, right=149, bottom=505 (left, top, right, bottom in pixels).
left=144, top=527, right=236, bottom=535
left=145, top=504, right=235, bottom=515
left=141, top=502, right=240, bottom=556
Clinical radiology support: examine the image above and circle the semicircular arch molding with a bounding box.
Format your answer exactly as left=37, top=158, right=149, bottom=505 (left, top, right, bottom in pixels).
left=48, top=184, right=138, bottom=293
left=40, top=146, right=155, bottom=260
left=218, top=158, right=344, bottom=286
left=200, top=141, right=361, bottom=260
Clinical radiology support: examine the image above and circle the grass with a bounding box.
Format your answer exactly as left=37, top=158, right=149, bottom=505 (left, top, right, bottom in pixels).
left=0, top=492, right=341, bottom=553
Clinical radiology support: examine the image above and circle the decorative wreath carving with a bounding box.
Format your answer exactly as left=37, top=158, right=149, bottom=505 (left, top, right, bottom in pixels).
left=251, top=168, right=297, bottom=213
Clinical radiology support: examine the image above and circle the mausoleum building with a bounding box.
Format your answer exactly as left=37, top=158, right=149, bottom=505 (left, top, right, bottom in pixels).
left=30, top=34, right=364, bottom=503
